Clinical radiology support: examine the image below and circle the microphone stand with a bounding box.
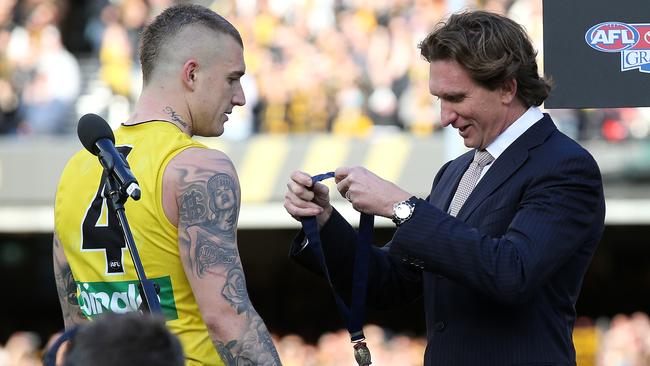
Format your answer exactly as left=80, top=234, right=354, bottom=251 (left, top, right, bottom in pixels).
left=42, top=172, right=161, bottom=366
left=101, top=155, right=162, bottom=315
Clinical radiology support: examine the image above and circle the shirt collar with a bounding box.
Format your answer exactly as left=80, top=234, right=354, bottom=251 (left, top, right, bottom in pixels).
left=485, top=106, right=543, bottom=161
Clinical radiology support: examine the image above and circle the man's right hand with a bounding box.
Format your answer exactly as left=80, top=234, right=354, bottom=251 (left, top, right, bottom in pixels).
left=284, top=170, right=333, bottom=227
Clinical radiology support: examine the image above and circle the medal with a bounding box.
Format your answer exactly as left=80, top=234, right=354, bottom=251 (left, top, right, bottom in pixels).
left=353, top=341, right=372, bottom=366
left=304, top=173, right=374, bottom=366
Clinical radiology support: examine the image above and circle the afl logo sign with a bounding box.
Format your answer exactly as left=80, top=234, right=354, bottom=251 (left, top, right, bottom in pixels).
left=586, top=22, right=639, bottom=52
left=586, top=22, right=650, bottom=73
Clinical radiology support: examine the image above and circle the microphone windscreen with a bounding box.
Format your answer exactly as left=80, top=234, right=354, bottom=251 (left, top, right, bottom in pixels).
left=77, top=113, right=115, bottom=156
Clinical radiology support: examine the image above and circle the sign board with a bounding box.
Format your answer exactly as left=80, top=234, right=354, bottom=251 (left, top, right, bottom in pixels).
left=543, top=0, right=650, bottom=108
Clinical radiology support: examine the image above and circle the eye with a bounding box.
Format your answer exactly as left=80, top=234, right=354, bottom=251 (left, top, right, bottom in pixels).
left=445, top=95, right=465, bottom=103
left=228, top=76, right=242, bottom=85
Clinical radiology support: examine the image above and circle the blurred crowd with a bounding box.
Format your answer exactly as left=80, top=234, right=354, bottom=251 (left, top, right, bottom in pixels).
left=595, top=312, right=650, bottom=366
left=0, top=0, right=648, bottom=140
left=0, top=0, right=80, bottom=134
left=1, top=314, right=649, bottom=366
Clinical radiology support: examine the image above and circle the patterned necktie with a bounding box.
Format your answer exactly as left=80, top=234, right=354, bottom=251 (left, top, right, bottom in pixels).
left=448, top=149, right=494, bottom=217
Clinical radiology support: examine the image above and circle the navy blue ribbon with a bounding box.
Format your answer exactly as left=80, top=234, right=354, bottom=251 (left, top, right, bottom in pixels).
left=301, top=172, right=373, bottom=343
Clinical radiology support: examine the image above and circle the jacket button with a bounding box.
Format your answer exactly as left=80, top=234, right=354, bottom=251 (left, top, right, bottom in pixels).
left=434, top=321, right=447, bottom=332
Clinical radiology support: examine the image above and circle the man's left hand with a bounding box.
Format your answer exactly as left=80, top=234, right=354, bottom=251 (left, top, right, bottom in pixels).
left=335, top=166, right=412, bottom=218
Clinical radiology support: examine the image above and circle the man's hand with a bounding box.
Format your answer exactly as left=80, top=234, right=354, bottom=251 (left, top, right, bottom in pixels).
left=284, top=170, right=333, bottom=227
left=335, top=166, right=411, bottom=218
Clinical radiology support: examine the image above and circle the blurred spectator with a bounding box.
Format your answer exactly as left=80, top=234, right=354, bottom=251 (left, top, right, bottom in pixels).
left=0, top=331, right=42, bottom=366
left=597, top=312, right=650, bottom=366
left=98, top=4, right=133, bottom=99
left=332, top=83, right=373, bottom=137
left=1, top=0, right=80, bottom=135
left=59, top=313, right=185, bottom=366
left=0, top=0, right=21, bottom=134
left=19, top=25, right=80, bottom=134
left=398, top=75, right=440, bottom=136
left=97, top=0, right=148, bottom=101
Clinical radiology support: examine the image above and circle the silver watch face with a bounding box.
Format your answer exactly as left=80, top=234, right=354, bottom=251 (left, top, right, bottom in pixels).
left=395, top=203, right=412, bottom=219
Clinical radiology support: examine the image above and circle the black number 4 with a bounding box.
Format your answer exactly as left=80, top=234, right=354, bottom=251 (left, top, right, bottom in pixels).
left=80, top=146, right=133, bottom=274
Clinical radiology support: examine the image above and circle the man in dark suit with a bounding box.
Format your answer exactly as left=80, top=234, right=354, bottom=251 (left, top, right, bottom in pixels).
left=284, top=10, right=605, bottom=366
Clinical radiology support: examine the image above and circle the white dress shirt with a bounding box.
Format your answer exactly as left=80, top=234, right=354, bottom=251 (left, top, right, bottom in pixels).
left=480, top=106, right=544, bottom=181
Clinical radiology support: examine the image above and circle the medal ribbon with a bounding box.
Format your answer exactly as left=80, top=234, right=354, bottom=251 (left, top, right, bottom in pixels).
left=301, top=172, right=372, bottom=365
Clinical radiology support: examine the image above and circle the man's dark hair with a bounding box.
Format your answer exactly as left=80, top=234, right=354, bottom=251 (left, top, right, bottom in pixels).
left=139, top=3, right=243, bottom=84
left=62, top=313, right=184, bottom=366
left=419, top=10, right=551, bottom=107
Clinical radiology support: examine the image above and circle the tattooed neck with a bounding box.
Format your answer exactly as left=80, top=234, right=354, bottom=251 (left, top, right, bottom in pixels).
left=163, top=106, right=188, bottom=128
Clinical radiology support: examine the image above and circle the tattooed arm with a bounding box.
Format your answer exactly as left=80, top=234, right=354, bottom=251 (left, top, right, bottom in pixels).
left=53, top=232, right=87, bottom=329
left=163, top=148, right=281, bottom=365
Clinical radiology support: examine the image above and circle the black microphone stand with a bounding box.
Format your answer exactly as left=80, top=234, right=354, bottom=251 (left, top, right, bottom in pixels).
left=42, top=175, right=161, bottom=365
left=101, top=153, right=162, bottom=315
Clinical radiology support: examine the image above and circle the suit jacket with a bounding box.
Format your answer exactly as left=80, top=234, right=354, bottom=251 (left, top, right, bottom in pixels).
left=290, top=114, right=605, bottom=365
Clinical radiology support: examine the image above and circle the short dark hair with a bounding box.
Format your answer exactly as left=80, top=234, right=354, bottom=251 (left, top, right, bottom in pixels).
left=139, top=4, right=243, bottom=84
left=62, top=313, right=184, bottom=366
left=419, top=10, right=551, bottom=107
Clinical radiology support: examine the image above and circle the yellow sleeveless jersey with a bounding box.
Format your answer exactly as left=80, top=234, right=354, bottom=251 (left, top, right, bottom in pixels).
left=55, top=121, right=224, bottom=366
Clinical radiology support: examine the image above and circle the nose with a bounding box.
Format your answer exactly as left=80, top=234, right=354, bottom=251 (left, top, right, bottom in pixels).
left=232, top=82, right=246, bottom=107
left=439, top=100, right=458, bottom=127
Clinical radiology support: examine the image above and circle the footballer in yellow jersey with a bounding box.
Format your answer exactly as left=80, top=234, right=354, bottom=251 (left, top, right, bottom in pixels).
left=56, top=122, right=223, bottom=365
left=52, top=4, right=281, bottom=366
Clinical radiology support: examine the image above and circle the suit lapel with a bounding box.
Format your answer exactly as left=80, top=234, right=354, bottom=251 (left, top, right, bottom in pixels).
left=456, top=114, right=557, bottom=221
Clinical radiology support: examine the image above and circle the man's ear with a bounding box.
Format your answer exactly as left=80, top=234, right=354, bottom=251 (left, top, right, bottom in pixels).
left=500, top=78, right=517, bottom=104
left=182, top=59, right=198, bottom=90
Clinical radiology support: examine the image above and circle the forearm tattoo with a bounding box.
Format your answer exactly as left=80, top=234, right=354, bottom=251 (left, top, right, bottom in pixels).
left=213, top=311, right=282, bottom=365
left=53, top=236, right=86, bottom=328
left=221, top=267, right=249, bottom=314
left=176, top=161, right=281, bottom=364
left=214, top=266, right=281, bottom=364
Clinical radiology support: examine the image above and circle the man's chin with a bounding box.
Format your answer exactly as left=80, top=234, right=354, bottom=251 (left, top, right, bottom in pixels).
left=461, top=134, right=482, bottom=149
left=195, top=128, right=224, bottom=138
left=211, top=121, right=226, bottom=137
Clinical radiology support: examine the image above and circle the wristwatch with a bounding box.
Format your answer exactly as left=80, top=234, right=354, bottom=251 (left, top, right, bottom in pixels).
left=391, top=196, right=418, bottom=226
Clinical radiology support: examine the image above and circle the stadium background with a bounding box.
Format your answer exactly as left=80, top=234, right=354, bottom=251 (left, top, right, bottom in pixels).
left=0, top=0, right=649, bottom=364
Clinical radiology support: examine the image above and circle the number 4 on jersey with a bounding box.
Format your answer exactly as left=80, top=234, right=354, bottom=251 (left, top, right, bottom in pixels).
left=80, top=146, right=133, bottom=274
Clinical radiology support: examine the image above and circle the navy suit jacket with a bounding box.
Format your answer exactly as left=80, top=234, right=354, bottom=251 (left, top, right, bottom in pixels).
left=291, top=115, right=605, bottom=365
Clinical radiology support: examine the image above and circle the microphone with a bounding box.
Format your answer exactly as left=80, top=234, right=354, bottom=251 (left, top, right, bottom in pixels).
left=77, top=113, right=141, bottom=200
